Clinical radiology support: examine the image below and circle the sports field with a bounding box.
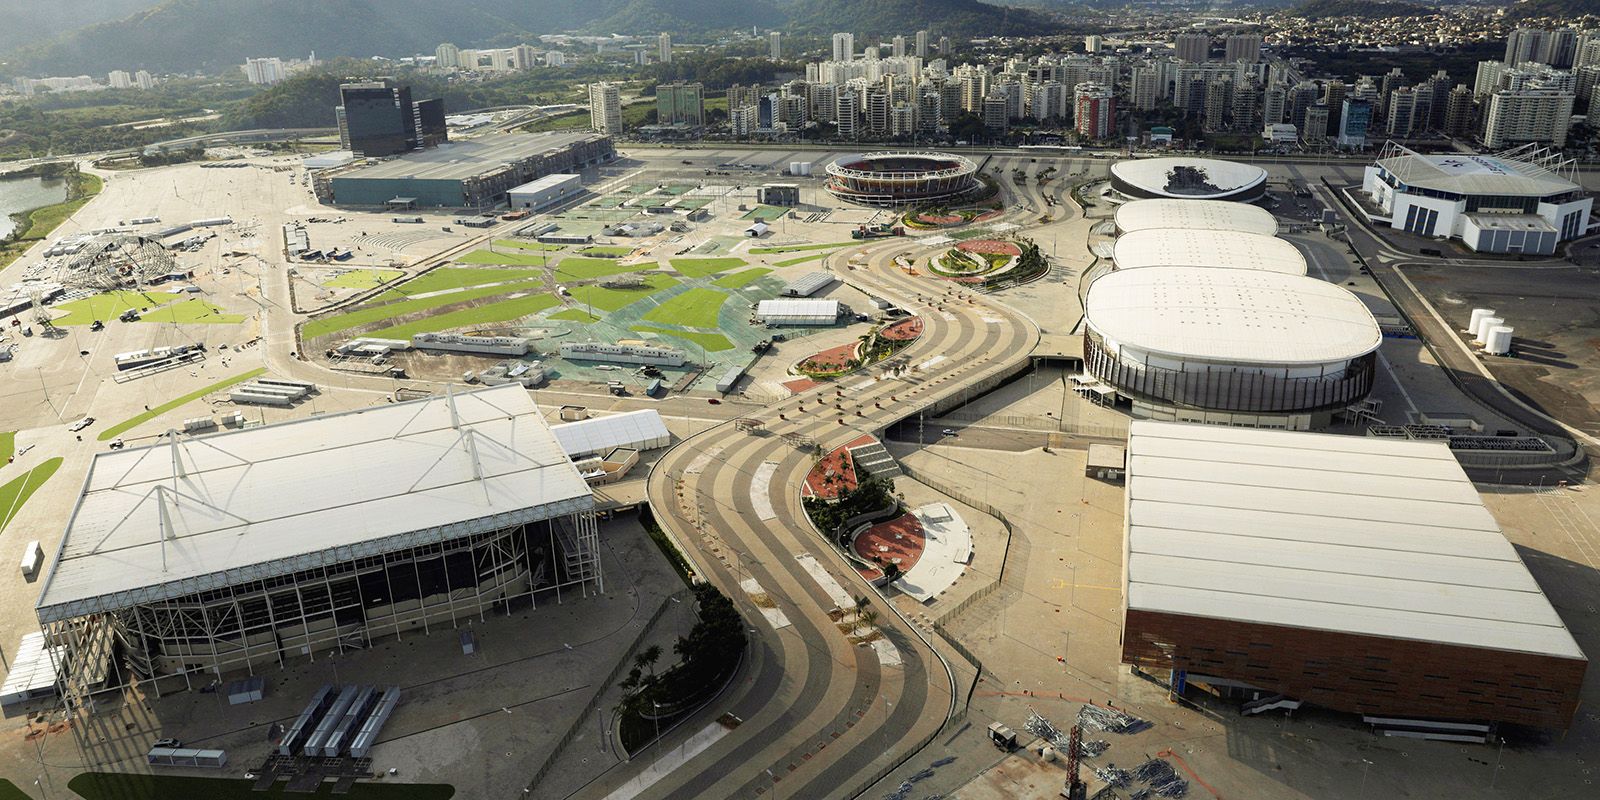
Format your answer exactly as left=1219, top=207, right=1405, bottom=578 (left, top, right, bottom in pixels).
left=629, top=325, right=734, bottom=352
left=100, top=368, right=266, bottom=441
left=50, top=290, right=166, bottom=325
left=554, top=257, right=649, bottom=281
left=669, top=257, right=745, bottom=278
left=323, top=268, right=404, bottom=289
left=456, top=249, right=555, bottom=267
left=137, top=299, right=247, bottom=325
left=0, top=456, right=61, bottom=532
left=369, top=292, right=559, bottom=338
left=711, top=269, right=771, bottom=288
left=303, top=279, right=545, bottom=340
left=642, top=288, right=728, bottom=328
left=566, top=273, right=678, bottom=312
left=376, top=267, right=542, bottom=301
left=742, top=205, right=789, bottom=221
left=493, top=239, right=565, bottom=252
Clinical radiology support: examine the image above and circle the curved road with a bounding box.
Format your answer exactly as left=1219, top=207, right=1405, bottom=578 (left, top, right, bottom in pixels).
left=604, top=161, right=1063, bottom=799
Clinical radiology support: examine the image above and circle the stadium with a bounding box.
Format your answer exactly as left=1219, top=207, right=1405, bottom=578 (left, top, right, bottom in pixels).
left=1114, top=198, right=1278, bottom=237
left=1111, top=229, right=1307, bottom=275
left=34, top=385, right=601, bottom=705
left=1110, top=157, right=1268, bottom=203
left=1082, top=266, right=1381, bottom=429
left=824, top=151, right=980, bottom=207
left=1359, top=142, right=1592, bottom=255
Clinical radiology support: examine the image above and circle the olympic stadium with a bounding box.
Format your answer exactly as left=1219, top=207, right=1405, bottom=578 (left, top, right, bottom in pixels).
left=1110, top=157, right=1269, bottom=203
left=824, top=152, right=980, bottom=207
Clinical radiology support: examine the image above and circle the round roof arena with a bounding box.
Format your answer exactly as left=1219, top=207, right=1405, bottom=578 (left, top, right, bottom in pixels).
left=828, top=151, right=976, bottom=177
left=824, top=151, right=980, bottom=207
left=1112, top=229, right=1307, bottom=275
left=1114, top=198, right=1278, bottom=237
left=1110, top=157, right=1268, bottom=201
left=1084, top=266, right=1381, bottom=366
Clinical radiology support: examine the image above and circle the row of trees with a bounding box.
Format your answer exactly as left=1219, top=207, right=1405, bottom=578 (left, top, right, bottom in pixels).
left=617, top=583, right=747, bottom=734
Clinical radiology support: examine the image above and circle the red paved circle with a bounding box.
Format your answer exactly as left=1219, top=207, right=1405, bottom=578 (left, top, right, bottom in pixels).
left=956, top=239, right=1021, bottom=256
left=852, top=513, right=925, bottom=574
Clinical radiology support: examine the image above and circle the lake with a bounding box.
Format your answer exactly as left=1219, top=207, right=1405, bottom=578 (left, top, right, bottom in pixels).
left=0, top=174, right=69, bottom=240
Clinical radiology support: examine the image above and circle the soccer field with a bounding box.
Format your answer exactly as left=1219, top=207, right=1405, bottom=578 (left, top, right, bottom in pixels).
left=670, top=257, right=745, bottom=278
left=641, top=287, right=728, bottom=328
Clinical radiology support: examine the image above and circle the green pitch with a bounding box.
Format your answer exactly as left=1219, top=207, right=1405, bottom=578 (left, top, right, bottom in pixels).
left=641, top=288, right=728, bottom=328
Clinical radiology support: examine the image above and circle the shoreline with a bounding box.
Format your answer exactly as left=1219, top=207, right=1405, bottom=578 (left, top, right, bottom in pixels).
left=0, top=167, right=102, bottom=269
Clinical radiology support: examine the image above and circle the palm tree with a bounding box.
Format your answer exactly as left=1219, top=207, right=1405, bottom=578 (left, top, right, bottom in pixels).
left=852, top=595, right=871, bottom=635
left=634, top=645, right=663, bottom=692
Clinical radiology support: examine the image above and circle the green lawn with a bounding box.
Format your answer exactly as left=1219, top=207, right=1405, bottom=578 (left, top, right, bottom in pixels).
left=0, top=431, right=13, bottom=463
left=629, top=325, right=734, bottom=352
left=68, top=772, right=454, bottom=799
left=741, top=205, right=789, bottom=221
left=375, top=267, right=543, bottom=301
left=749, top=241, right=855, bottom=254
left=49, top=290, right=167, bottom=326
left=641, top=288, right=728, bottom=328
left=711, top=269, right=772, bottom=289
left=0, top=778, right=28, bottom=800
left=0, top=457, right=61, bottom=532
left=549, top=308, right=602, bottom=323
left=305, top=279, right=547, bottom=340
left=100, top=368, right=266, bottom=441
left=324, top=268, right=405, bottom=289
left=669, top=257, right=745, bottom=278
left=456, top=249, right=557, bottom=267
left=579, top=245, right=635, bottom=257
left=369, top=292, right=559, bottom=338
left=137, top=299, right=246, bottom=325
left=493, top=239, right=564, bottom=252
left=774, top=252, right=833, bottom=268
left=566, top=273, right=678, bottom=312
left=554, top=257, right=648, bottom=281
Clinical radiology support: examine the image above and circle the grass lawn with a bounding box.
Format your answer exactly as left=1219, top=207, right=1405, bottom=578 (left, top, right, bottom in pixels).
left=100, top=368, right=266, bottom=441
left=305, top=279, right=546, bottom=340
left=566, top=273, right=678, bottom=312
left=773, top=252, right=832, bottom=268
left=49, top=290, right=167, bottom=326
left=376, top=267, right=542, bottom=301
left=0, top=172, right=102, bottom=270
left=493, top=239, right=564, bottom=252
left=669, top=257, right=744, bottom=278
left=0, top=778, right=28, bottom=800
left=741, top=205, right=789, bottom=221
left=641, top=288, right=728, bottom=328
left=749, top=241, right=855, bottom=254
left=0, top=431, right=13, bottom=462
left=324, top=268, right=405, bottom=289
left=137, top=299, right=247, bottom=325
left=580, top=245, right=635, bottom=257
left=369, top=292, right=558, bottom=338
left=456, top=249, right=556, bottom=267
left=68, top=772, right=453, bottom=799
left=549, top=308, right=602, bottom=323
left=0, top=457, right=61, bottom=532
left=629, top=325, right=734, bottom=352
left=554, top=256, right=648, bottom=281
left=711, top=269, right=771, bottom=289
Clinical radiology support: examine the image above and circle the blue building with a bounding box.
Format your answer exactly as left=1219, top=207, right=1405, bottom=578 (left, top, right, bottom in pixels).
left=1337, top=99, right=1372, bottom=149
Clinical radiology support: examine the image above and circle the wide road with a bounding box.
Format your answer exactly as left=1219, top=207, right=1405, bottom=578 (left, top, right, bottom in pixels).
left=602, top=160, right=1051, bottom=799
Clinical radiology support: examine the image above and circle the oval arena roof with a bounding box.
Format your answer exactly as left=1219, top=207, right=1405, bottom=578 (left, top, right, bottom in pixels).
left=1110, top=157, right=1268, bottom=199
left=1112, top=229, right=1307, bottom=275
left=1085, top=266, right=1381, bottom=366
left=1114, top=198, right=1279, bottom=237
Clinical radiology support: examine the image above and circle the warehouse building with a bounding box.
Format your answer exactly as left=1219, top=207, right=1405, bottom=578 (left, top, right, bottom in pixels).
left=1083, top=266, right=1380, bottom=429
left=1360, top=142, right=1591, bottom=255
left=1121, top=420, right=1586, bottom=731
left=508, top=174, right=584, bottom=212
left=1109, top=157, right=1268, bottom=203
left=320, top=132, right=614, bottom=208
left=1111, top=229, right=1307, bottom=275
left=756, top=298, right=841, bottom=326
left=34, top=385, right=600, bottom=707
left=1113, top=198, right=1279, bottom=237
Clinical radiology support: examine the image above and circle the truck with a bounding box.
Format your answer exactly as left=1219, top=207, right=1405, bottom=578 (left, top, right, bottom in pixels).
left=851, top=223, right=904, bottom=240
left=987, top=722, right=1017, bottom=751
left=607, top=380, right=626, bottom=396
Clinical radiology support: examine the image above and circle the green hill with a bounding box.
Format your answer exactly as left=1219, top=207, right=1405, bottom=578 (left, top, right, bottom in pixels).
left=1504, top=0, right=1600, bottom=19
left=1292, top=0, right=1434, bottom=18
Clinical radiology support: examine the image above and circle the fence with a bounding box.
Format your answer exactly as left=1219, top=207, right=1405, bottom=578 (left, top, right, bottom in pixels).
left=524, top=588, right=689, bottom=795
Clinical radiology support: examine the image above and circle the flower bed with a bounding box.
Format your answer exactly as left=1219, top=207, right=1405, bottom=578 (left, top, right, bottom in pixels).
left=796, top=341, right=862, bottom=378
left=957, top=239, right=1022, bottom=256
left=880, top=316, right=923, bottom=342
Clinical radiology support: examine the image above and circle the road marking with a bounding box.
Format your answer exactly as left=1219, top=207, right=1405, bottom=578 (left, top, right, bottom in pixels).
left=740, top=578, right=793, bottom=629
left=795, top=553, right=856, bottom=609
left=870, top=638, right=903, bottom=668
left=603, top=722, right=733, bottom=800
left=684, top=445, right=722, bottom=475
left=916, top=355, right=947, bottom=371
left=751, top=461, right=779, bottom=520
left=847, top=378, right=875, bottom=391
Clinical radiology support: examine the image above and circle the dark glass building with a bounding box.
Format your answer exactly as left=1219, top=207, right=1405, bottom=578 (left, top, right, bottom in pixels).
left=336, top=79, right=448, bottom=157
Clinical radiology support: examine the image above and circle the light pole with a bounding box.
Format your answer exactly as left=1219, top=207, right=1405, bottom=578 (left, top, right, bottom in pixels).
left=1359, top=758, right=1373, bottom=796
left=1488, top=737, right=1505, bottom=789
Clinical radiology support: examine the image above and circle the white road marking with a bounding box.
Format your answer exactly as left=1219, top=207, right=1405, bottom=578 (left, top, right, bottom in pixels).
left=739, top=578, right=792, bottom=629
left=795, top=553, right=856, bottom=609
left=870, top=638, right=903, bottom=668
left=916, top=355, right=947, bottom=371
left=751, top=461, right=779, bottom=520
left=603, top=723, right=733, bottom=800
left=684, top=446, right=722, bottom=475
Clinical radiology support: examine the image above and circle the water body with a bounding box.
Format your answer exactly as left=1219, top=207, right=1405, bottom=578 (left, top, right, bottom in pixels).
left=0, top=174, right=69, bottom=240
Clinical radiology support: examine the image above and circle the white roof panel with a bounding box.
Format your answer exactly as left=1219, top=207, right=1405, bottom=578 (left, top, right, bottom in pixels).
left=551, top=409, right=671, bottom=457
left=756, top=299, right=839, bottom=317
left=1110, top=157, right=1267, bottom=198
left=1114, top=198, right=1278, bottom=236
left=1084, top=266, right=1382, bottom=365
left=37, top=385, right=594, bottom=623
left=1124, top=420, right=1585, bottom=661
left=1376, top=150, right=1579, bottom=197
left=1112, top=229, right=1306, bottom=274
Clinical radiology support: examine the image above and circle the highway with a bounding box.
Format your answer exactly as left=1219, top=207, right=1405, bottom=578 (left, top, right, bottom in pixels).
left=599, top=158, right=1069, bottom=799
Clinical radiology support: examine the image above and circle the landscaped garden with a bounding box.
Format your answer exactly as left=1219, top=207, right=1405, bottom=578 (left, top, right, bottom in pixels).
left=615, top=584, right=747, bottom=753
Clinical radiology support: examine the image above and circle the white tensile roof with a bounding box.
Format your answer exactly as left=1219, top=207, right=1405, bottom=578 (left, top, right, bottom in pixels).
left=1085, top=266, right=1380, bottom=365
left=1112, top=229, right=1307, bottom=275
left=1110, top=157, right=1267, bottom=198
left=1124, top=420, right=1585, bottom=661
left=551, top=409, right=672, bottom=457
left=1114, top=198, right=1278, bottom=236
left=1375, top=151, right=1579, bottom=198
left=36, top=384, right=593, bottom=623
left=756, top=299, right=839, bottom=318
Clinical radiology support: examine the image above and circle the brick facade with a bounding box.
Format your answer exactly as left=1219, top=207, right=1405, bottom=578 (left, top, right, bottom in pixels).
left=1122, top=609, right=1586, bottom=730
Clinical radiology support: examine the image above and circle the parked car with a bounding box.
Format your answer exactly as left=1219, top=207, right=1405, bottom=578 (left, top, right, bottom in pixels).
left=153, top=738, right=183, bottom=749
left=68, top=417, right=95, bottom=432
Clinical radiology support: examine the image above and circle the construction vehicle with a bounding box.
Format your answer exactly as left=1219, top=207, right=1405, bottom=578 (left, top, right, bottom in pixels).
left=500, top=210, right=531, bottom=221
left=851, top=223, right=904, bottom=240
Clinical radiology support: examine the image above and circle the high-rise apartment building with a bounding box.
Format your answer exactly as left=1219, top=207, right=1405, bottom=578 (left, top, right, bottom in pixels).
left=658, top=33, right=673, bottom=64
left=546, top=51, right=566, bottom=68
left=588, top=82, right=622, bottom=135
left=1444, top=84, right=1474, bottom=137
left=1029, top=81, right=1067, bottom=121
left=832, top=33, right=855, bottom=63
left=1131, top=66, right=1160, bottom=110
left=1085, top=35, right=1103, bottom=54
left=134, top=70, right=154, bottom=90
left=1505, top=28, right=1545, bottom=66
left=1483, top=85, right=1575, bottom=148
left=835, top=92, right=859, bottom=139
left=1175, top=33, right=1210, bottom=63
left=435, top=43, right=460, bottom=70
left=243, top=57, right=286, bottom=85
left=108, top=70, right=132, bottom=89
left=1337, top=98, right=1372, bottom=148
left=769, top=31, right=782, bottom=60
left=892, top=35, right=907, bottom=58
left=918, top=89, right=942, bottom=133
left=865, top=89, right=890, bottom=134
left=1224, top=33, right=1262, bottom=63
left=656, top=82, right=705, bottom=127
left=916, top=30, right=929, bottom=58
left=1385, top=87, right=1419, bottom=138
left=1302, top=105, right=1329, bottom=142
left=335, top=79, right=447, bottom=157
left=1075, top=81, right=1115, bottom=139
